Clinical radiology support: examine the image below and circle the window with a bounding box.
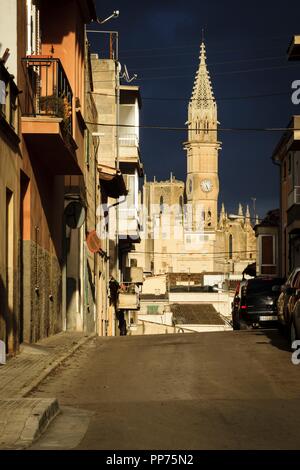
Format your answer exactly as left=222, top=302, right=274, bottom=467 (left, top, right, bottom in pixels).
left=147, top=305, right=159, bottom=314
left=160, top=196, right=164, bottom=214
left=0, top=63, right=19, bottom=132
left=229, top=234, right=233, bottom=259
left=260, top=235, right=276, bottom=275
left=0, top=79, right=6, bottom=116
left=289, top=153, right=292, bottom=175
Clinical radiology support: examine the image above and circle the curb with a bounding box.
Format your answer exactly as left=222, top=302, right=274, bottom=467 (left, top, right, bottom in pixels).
left=19, top=333, right=97, bottom=398
left=17, top=398, right=60, bottom=448
left=0, top=398, right=60, bottom=450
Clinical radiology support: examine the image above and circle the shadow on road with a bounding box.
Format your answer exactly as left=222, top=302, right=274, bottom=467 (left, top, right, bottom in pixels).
left=252, top=328, right=291, bottom=352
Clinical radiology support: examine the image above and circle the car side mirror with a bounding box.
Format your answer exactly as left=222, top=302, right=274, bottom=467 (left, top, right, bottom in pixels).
left=272, top=285, right=280, bottom=292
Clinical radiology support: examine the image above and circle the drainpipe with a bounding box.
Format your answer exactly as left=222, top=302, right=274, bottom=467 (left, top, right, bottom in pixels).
left=115, top=33, right=120, bottom=285
left=273, top=157, right=282, bottom=277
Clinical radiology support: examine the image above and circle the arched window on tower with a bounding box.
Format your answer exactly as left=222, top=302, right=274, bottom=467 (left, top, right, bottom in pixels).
left=205, top=120, right=209, bottom=134
left=160, top=196, right=164, bottom=214
left=229, top=234, right=233, bottom=260
left=207, top=210, right=212, bottom=227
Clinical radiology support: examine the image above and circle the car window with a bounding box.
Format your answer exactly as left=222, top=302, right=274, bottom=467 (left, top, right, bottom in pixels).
left=291, top=269, right=300, bottom=286
left=293, top=272, right=300, bottom=289
left=246, top=279, right=282, bottom=295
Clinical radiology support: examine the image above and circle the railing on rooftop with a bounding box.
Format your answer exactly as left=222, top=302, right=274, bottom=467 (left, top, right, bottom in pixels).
left=119, top=133, right=139, bottom=147
left=22, top=57, right=73, bottom=135
left=288, top=186, right=300, bottom=209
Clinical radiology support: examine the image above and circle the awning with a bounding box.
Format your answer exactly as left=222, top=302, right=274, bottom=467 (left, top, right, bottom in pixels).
left=98, top=164, right=127, bottom=198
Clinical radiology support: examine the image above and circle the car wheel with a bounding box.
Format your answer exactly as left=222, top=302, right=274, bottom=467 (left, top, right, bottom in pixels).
left=278, top=322, right=286, bottom=336
left=239, top=320, right=248, bottom=330
left=290, top=321, right=297, bottom=348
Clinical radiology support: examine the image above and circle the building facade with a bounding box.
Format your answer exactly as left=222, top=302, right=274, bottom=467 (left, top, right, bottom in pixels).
left=0, top=0, right=98, bottom=354
left=272, top=36, right=300, bottom=278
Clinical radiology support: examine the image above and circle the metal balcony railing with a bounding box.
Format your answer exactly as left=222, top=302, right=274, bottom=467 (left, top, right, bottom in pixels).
left=288, top=186, right=300, bottom=209
left=22, top=57, right=73, bottom=135
left=119, top=133, right=139, bottom=147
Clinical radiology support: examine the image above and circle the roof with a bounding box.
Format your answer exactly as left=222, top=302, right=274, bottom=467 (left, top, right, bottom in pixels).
left=272, top=116, right=300, bottom=161
left=140, top=294, right=168, bottom=300
left=120, top=85, right=142, bottom=108
left=254, top=209, right=279, bottom=230
left=191, top=42, right=215, bottom=109
left=287, top=35, right=300, bottom=61
left=170, top=303, right=225, bottom=325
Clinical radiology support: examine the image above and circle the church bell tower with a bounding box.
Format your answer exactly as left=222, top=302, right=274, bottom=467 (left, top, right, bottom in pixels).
left=184, top=42, right=221, bottom=231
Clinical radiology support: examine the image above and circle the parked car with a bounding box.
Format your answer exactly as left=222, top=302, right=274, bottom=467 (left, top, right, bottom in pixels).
left=277, top=268, right=300, bottom=342
left=290, top=297, right=300, bottom=344
left=235, top=277, right=284, bottom=329
left=231, top=280, right=247, bottom=330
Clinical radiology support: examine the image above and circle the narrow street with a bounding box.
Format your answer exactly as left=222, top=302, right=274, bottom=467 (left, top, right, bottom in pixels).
left=29, top=330, right=300, bottom=450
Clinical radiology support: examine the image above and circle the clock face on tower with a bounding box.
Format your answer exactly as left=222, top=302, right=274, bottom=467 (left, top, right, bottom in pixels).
left=200, top=179, right=213, bottom=193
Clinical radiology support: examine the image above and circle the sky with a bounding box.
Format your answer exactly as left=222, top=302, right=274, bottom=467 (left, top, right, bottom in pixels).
left=90, top=0, right=300, bottom=219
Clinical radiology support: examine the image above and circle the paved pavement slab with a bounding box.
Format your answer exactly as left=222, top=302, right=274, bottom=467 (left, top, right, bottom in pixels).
left=0, top=398, right=59, bottom=449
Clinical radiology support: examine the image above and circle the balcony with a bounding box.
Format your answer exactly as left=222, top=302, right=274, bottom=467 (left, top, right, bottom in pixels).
left=119, top=133, right=139, bottom=147
left=288, top=186, right=300, bottom=209
left=119, top=206, right=141, bottom=243
left=21, top=57, right=81, bottom=175
left=287, top=186, right=300, bottom=227
left=119, top=133, right=143, bottom=175
left=117, top=284, right=140, bottom=310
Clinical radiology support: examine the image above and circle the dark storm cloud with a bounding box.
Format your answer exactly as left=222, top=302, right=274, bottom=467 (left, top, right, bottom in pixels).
left=93, top=0, right=300, bottom=218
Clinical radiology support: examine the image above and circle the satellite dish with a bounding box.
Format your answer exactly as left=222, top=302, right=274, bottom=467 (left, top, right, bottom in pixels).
left=64, top=201, right=86, bottom=229
left=86, top=230, right=102, bottom=253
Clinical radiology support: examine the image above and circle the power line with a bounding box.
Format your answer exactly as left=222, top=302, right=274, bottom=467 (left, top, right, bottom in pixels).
left=86, top=121, right=300, bottom=133
left=90, top=90, right=289, bottom=103
left=132, top=249, right=256, bottom=255
left=126, top=55, right=286, bottom=73
left=90, top=55, right=286, bottom=73
left=118, top=33, right=290, bottom=55
left=90, top=62, right=299, bottom=83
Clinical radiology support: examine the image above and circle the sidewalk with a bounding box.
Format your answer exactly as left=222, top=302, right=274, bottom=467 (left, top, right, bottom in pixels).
left=0, top=331, right=95, bottom=398
left=0, top=331, right=95, bottom=449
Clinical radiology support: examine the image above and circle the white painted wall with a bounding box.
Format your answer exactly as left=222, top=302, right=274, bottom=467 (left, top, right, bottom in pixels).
left=142, top=275, right=167, bottom=295
left=169, top=292, right=233, bottom=317
left=0, top=0, right=17, bottom=79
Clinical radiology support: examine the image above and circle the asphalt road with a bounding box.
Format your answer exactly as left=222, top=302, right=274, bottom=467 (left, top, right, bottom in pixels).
left=30, top=330, right=300, bottom=450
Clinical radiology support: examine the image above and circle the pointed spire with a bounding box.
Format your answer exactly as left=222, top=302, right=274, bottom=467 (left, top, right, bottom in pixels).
left=219, top=203, right=226, bottom=228
left=245, top=205, right=251, bottom=224
left=238, top=203, right=244, bottom=218
left=191, top=41, right=215, bottom=109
